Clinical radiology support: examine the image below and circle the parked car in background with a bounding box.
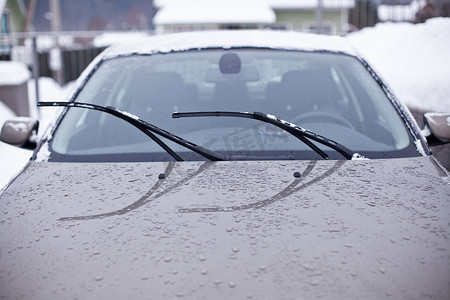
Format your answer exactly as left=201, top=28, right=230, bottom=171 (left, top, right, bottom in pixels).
left=1, top=30, right=449, bottom=299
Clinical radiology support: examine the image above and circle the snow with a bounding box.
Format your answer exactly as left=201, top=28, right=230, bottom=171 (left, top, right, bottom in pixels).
left=3, top=121, right=28, bottom=133
left=1, top=18, right=450, bottom=189
left=154, top=0, right=276, bottom=25
left=114, top=109, right=140, bottom=121
left=377, top=0, right=426, bottom=22
left=93, top=32, right=150, bottom=48
left=0, top=61, right=31, bottom=85
left=351, top=153, right=369, bottom=160
left=414, top=139, right=427, bottom=156
left=0, top=102, right=32, bottom=190
left=153, top=0, right=355, bottom=27
left=103, top=30, right=356, bottom=59
left=0, top=77, right=68, bottom=190
left=264, top=0, right=355, bottom=9
left=346, top=17, right=450, bottom=113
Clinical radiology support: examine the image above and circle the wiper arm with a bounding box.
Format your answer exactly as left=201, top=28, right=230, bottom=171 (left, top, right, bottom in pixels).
left=172, top=111, right=356, bottom=160
left=38, top=102, right=226, bottom=161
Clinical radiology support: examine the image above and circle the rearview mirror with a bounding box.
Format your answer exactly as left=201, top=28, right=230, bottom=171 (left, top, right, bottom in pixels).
left=0, top=117, right=39, bottom=150
left=423, top=112, right=450, bottom=146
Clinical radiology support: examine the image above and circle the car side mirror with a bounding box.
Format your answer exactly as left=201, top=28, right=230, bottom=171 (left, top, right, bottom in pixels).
left=423, top=112, right=450, bottom=146
left=0, top=118, right=39, bottom=150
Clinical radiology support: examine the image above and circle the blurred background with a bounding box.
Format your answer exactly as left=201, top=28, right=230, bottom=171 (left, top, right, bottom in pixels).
left=0, top=0, right=449, bottom=187
left=2, top=0, right=449, bottom=88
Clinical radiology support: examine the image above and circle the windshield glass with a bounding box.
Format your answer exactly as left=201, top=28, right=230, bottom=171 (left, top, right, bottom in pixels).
left=49, top=49, right=416, bottom=162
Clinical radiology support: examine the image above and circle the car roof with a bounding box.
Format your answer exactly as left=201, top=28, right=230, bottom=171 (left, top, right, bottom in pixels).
left=101, top=30, right=358, bottom=59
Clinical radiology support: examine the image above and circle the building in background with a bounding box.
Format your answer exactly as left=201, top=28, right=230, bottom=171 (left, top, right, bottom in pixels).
left=29, top=0, right=156, bottom=32
left=2, top=0, right=448, bottom=87
left=153, top=0, right=276, bottom=33
left=1, top=0, right=27, bottom=34
left=266, top=0, right=355, bottom=34
left=154, top=0, right=356, bottom=34
left=154, top=0, right=450, bottom=33
left=1, top=0, right=28, bottom=59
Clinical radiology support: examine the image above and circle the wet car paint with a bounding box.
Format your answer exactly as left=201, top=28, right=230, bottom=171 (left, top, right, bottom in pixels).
left=1, top=157, right=449, bottom=299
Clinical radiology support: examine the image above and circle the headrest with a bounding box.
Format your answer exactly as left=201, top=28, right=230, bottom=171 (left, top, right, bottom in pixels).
left=219, top=53, right=241, bottom=74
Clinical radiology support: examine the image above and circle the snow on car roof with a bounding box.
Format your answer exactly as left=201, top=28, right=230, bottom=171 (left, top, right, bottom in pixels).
left=101, top=30, right=358, bottom=59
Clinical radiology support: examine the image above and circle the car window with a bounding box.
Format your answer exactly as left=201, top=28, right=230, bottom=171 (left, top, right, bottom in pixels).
left=49, top=49, right=417, bottom=162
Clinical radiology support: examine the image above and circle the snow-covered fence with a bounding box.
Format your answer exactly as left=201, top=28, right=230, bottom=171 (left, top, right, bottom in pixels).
left=25, top=46, right=106, bottom=83
left=0, top=31, right=117, bottom=88
left=0, top=31, right=153, bottom=87
left=348, top=0, right=449, bottom=29
left=62, top=47, right=106, bottom=83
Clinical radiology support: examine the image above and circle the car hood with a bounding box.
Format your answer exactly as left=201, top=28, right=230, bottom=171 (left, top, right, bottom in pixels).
left=1, top=157, right=449, bottom=299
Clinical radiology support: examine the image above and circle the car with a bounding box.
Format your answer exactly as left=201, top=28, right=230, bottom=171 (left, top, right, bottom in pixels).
left=1, top=30, right=449, bottom=299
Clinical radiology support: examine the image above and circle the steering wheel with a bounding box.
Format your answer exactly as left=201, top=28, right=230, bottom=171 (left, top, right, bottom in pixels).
left=291, top=111, right=355, bottom=130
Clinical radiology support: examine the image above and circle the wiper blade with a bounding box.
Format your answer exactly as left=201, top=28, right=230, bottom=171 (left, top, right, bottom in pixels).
left=172, top=111, right=356, bottom=160
left=38, top=102, right=226, bottom=161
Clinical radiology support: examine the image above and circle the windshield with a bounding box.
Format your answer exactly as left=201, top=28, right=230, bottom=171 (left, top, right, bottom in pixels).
left=48, top=49, right=417, bottom=162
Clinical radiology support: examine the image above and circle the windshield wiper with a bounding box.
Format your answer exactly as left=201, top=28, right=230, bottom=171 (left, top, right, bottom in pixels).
left=37, top=102, right=226, bottom=161
left=172, top=111, right=356, bottom=160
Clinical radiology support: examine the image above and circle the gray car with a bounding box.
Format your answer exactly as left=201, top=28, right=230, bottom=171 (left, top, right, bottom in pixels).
left=1, top=30, right=449, bottom=299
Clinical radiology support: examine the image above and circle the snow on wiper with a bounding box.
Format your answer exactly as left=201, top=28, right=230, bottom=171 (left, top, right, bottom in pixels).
left=172, top=111, right=357, bottom=160
left=37, top=102, right=226, bottom=161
